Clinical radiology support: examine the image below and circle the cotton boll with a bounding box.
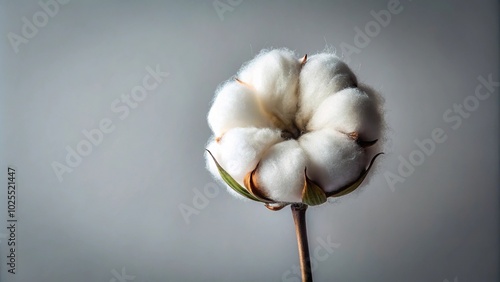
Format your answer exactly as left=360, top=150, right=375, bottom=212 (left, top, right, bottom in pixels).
left=296, top=53, right=357, bottom=129
left=255, top=140, right=307, bottom=203
left=299, top=130, right=365, bottom=193
left=216, top=127, right=283, bottom=183
left=206, top=49, right=385, bottom=206
left=307, top=87, right=382, bottom=142
left=207, top=81, right=270, bottom=137
left=237, top=49, right=301, bottom=129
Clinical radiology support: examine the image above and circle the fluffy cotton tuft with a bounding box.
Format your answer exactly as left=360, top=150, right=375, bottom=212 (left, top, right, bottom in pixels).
left=206, top=49, right=384, bottom=204
left=307, top=87, right=382, bottom=142
left=237, top=49, right=301, bottom=130
left=205, top=128, right=283, bottom=199
left=296, top=53, right=357, bottom=129
left=299, top=129, right=364, bottom=193
left=208, top=81, right=271, bottom=137
left=255, top=140, right=307, bottom=203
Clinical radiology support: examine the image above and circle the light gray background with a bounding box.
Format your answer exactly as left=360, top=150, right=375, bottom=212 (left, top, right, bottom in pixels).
left=0, top=1, right=498, bottom=281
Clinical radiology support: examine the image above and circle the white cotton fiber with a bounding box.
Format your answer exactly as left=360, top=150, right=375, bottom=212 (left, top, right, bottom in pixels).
left=205, top=128, right=283, bottom=200
left=307, top=87, right=382, bottom=142
left=205, top=139, right=224, bottom=182
left=296, top=53, right=357, bottom=129
left=215, top=127, right=283, bottom=183
left=205, top=139, right=246, bottom=200
left=207, top=81, right=270, bottom=137
left=255, top=140, right=307, bottom=203
left=299, top=129, right=365, bottom=193
left=237, top=49, right=301, bottom=129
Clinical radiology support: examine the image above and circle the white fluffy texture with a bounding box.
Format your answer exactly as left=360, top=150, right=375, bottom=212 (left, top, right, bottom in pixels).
left=255, top=140, right=307, bottom=203
left=308, top=87, right=382, bottom=142
left=299, top=129, right=364, bottom=193
left=237, top=49, right=301, bottom=129
left=215, top=128, right=282, bottom=182
left=296, top=53, right=357, bottom=129
left=205, top=128, right=283, bottom=200
left=206, top=49, right=384, bottom=203
left=208, top=81, right=270, bottom=137
left=205, top=139, right=246, bottom=200
left=205, top=139, right=223, bottom=181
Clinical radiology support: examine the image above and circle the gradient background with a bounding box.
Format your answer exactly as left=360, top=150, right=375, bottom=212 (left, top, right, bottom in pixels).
left=0, top=1, right=498, bottom=281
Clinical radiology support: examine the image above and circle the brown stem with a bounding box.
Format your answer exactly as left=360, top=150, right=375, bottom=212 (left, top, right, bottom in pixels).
left=291, top=203, right=313, bottom=282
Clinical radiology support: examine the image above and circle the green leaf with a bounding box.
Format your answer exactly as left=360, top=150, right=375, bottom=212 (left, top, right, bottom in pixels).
left=327, top=152, right=384, bottom=198
left=302, top=170, right=327, bottom=206
left=206, top=149, right=263, bottom=202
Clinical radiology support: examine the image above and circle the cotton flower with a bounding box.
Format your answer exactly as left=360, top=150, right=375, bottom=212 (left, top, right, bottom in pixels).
left=205, top=48, right=384, bottom=208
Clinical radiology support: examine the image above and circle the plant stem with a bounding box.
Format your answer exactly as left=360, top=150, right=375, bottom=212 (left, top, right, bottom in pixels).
left=291, top=203, right=313, bottom=282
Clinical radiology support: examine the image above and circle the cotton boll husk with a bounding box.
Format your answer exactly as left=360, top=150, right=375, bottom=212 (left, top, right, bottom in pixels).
left=307, top=87, right=382, bottom=142
left=207, top=81, right=270, bottom=137
left=296, top=53, right=357, bottom=129
left=299, top=129, right=365, bottom=193
left=237, top=49, right=301, bottom=129
left=255, top=140, right=307, bottom=203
